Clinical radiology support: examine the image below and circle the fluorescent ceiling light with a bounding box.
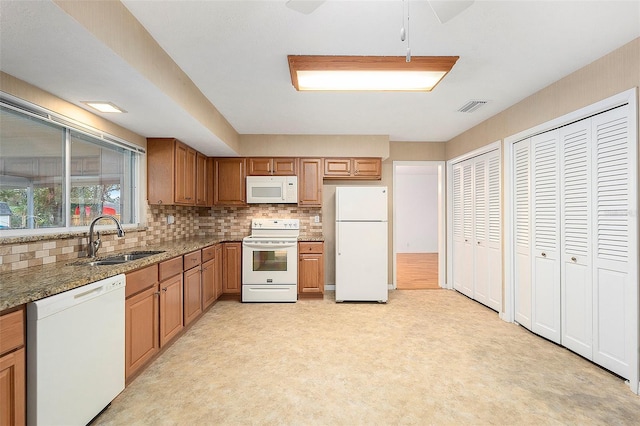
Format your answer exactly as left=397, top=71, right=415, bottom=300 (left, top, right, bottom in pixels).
left=82, top=101, right=126, bottom=113
left=288, top=55, right=459, bottom=92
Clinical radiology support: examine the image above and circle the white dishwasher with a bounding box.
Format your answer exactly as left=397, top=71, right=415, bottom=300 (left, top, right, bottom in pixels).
left=27, top=274, right=126, bottom=426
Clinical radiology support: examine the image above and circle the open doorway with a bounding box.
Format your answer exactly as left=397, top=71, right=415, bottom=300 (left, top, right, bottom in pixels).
left=393, top=161, right=445, bottom=289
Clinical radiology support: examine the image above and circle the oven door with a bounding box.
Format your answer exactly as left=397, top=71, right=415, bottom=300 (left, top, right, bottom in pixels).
left=242, top=239, right=298, bottom=285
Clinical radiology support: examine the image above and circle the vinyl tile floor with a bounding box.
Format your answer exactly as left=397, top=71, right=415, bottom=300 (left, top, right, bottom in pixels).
left=93, top=290, right=640, bottom=425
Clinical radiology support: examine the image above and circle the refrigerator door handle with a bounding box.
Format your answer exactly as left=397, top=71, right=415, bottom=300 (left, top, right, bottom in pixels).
left=336, top=223, right=340, bottom=256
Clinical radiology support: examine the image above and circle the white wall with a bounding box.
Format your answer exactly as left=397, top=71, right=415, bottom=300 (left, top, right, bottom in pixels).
left=395, top=164, right=438, bottom=253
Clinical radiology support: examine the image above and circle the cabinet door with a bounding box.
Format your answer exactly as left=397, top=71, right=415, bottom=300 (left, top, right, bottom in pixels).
left=0, top=348, right=25, bottom=426
left=195, top=152, right=208, bottom=206
left=214, top=158, right=246, bottom=205
left=223, top=242, right=242, bottom=294
left=247, top=158, right=272, bottom=175
left=560, top=119, right=592, bottom=360
left=214, top=244, right=223, bottom=299
left=160, top=274, right=183, bottom=347
left=272, top=158, right=297, bottom=175
left=147, top=138, right=177, bottom=205
left=323, top=158, right=351, bottom=177
left=298, top=243, right=324, bottom=297
left=202, top=259, right=215, bottom=310
left=514, top=139, right=532, bottom=329
left=531, top=130, right=561, bottom=344
left=175, top=142, right=196, bottom=205
left=125, top=285, right=159, bottom=380
left=298, top=158, right=323, bottom=207
left=184, top=267, right=202, bottom=326
left=353, top=158, right=381, bottom=178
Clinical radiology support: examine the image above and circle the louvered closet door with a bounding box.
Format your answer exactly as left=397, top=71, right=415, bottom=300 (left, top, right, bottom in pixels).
left=486, top=150, right=502, bottom=311
left=452, top=163, right=465, bottom=293
left=591, top=106, right=634, bottom=379
left=560, top=120, right=592, bottom=359
left=514, top=139, right=532, bottom=329
left=459, top=161, right=475, bottom=298
left=531, top=130, right=561, bottom=344
left=473, top=154, right=489, bottom=306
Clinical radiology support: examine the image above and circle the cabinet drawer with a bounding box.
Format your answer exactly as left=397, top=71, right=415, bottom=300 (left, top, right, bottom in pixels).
left=159, top=257, right=183, bottom=281
left=126, top=264, right=159, bottom=298
left=184, top=250, right=202, bottom=270
left=0, top=307, right=25, bottom=355
left=202, top=245, right=215, bottom=262
left=299, top=242, right=324, bottom=254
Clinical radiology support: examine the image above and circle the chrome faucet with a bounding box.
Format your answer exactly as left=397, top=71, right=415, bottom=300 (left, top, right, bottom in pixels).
left=88, top=215, right=125, bottom=258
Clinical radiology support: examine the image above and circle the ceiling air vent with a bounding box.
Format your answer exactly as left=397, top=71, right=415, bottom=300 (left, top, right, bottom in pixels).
left=457, top=100, right=488, bottom=113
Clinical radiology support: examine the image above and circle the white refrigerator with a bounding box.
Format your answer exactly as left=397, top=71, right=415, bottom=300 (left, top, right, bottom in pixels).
left=335, top=186, right=388, bottom=302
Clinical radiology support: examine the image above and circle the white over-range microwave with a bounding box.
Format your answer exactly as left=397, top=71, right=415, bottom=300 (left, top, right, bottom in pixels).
left=246, top=175, right=298, bottom=204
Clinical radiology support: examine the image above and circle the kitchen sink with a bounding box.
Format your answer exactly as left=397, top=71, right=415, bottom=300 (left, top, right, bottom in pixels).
left=70, top=250, right=165, bottom=266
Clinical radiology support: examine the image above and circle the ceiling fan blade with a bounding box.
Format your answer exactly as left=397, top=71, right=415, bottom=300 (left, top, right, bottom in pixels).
left=285, top=0, right=326, bottom=15
left=428, top=0, right=474, bottom=23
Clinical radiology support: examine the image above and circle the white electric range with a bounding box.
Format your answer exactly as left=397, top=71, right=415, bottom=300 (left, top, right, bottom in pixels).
left=242, top=218, right=299, bottom=302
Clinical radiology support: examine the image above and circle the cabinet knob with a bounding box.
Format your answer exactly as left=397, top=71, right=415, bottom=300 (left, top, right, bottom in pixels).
left=571, top=256, right=577, bottom=262
left=477, top=241, right=481, bottom=245
left=162, top=288, right=167, bottom=292
left=541, top=252, right=547, bottom=257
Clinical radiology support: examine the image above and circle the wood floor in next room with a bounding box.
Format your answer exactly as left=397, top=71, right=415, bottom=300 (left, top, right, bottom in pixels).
left=396, top=252, right=439, bottom=289
left=94, top=290, right=640, bottom=425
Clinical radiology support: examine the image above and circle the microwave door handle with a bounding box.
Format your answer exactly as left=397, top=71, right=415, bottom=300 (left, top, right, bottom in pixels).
left=282, top=181, right=286, bottom=201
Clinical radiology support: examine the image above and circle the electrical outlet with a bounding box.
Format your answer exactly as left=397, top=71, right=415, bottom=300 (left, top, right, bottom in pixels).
left=314, top=215, right=320, bottom=223
left=167, top=214, right=175, bottom=225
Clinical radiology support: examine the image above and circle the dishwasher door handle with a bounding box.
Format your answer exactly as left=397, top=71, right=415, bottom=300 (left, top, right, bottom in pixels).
left=74, top=286, right=102, bottom=300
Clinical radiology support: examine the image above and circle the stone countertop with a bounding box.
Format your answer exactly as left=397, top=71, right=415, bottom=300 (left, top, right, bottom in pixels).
left=1, top=235, right=324, bottom=311
left=0, top=236, right=237, bottom=311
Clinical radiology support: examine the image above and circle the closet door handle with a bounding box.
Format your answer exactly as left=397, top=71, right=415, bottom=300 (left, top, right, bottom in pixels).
left=571, top=256, right=577, bottom=262
left=541, top=252, right=547, bottom=257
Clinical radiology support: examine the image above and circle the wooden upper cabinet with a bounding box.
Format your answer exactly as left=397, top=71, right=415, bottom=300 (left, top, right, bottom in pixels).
left=214, top=158, right=246, bottom=206
left=247, top=158, right=297, bottom=176
left=195, top=152, right=208, bottom=206
left=148, top=138, right=204, bottom=206
left=323, top=157, right=381, bottom=180
left=175, top=141, right=196, bottom=205
left=298, top=158, right=323, bottom=207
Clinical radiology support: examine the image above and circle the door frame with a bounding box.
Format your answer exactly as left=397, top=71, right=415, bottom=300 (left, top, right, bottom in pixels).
left=392, top=161, right=446, bottom=289
left=503, top=87, right=638, bottom=394
left=446, top=141, right=501, bottom=292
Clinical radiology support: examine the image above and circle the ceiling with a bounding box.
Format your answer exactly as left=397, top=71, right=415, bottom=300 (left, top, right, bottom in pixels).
left=1, top=1, right=639, bottom=156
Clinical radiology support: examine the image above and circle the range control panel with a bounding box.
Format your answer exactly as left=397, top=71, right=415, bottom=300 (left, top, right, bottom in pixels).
left=251, top=218, right=300, bottom=230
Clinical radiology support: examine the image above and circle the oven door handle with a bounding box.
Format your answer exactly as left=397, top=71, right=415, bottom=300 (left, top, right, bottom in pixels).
left=243, top=242, right=297, bottom=250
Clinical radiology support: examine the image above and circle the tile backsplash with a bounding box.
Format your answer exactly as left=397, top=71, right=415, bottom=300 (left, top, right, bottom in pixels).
left=0, top=204, right=322, bottom=272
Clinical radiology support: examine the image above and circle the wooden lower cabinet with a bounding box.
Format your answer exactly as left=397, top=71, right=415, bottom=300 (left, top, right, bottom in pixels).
left=160, top=273, right=183, bottom=347
left=222, top=242, right=242, bottom=295
left=215, top=244, right=224, bottom=299
left=0, top=347, right=25, bottom=426
left=298, top=242, right=325, bottom=298
left=183, top=265, right=202, bottom=326
left=125, top=265, right=160, bottom=381
left=125, top=284, right=159, bottom=381
left=183, top=250, right=203, bottom=326
left=202, top=258, right=215, bottom=310
left=0, top=306, right=25, bottom=426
